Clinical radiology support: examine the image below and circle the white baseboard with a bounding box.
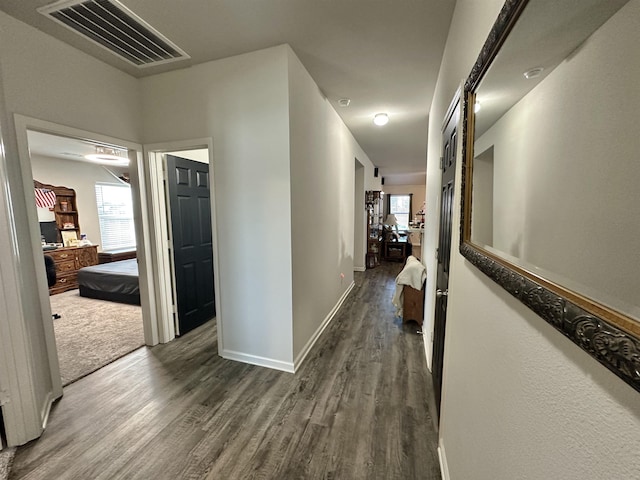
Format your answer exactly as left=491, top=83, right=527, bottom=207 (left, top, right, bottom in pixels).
left=41, top=391, right=54, bottom=429
left=438, top=440, right=450, bottom=480
left=220, top=350, right=295, bottom=373
left=293, top=281, right=355, bottom=370
left=354, top=266, right=366, bottom=272
left=220, top=281, right=355, bottom=375
left=423, top=332, right=433, bottom=372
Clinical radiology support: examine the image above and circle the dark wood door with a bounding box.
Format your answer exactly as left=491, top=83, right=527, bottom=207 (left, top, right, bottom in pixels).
left=166, top=155, right=215, bottom=335
left=432, top=102, right=459, bottom=417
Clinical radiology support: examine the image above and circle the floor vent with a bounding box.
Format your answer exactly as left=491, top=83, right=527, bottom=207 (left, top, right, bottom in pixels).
left=38, top=0, right=189, bottom=68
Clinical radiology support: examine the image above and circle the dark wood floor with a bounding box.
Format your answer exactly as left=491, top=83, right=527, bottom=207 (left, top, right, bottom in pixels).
left=10, top=262, right=440, bottom=479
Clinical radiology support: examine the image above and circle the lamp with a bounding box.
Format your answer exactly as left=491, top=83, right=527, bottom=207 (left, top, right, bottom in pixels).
left=384, top=214, right=398, bottom=227
left=384, top=214, right=400, bottom=241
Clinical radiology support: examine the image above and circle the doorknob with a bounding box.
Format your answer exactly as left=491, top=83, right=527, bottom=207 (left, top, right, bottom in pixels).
left=436, top=289, right=448, bottom=298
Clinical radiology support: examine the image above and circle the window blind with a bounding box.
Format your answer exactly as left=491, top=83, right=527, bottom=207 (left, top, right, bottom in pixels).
left=95, top=182, right=136, bottom=250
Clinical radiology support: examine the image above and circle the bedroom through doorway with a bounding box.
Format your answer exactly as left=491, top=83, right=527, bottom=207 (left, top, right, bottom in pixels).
left=28, top=128, right=144, bottom=386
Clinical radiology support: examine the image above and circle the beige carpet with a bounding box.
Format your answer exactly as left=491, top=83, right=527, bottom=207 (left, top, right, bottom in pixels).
left=50, top=290, right=144, bottom=386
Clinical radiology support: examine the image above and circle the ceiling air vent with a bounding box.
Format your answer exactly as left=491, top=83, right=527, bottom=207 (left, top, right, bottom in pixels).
left=38, top=0, right=189, bottom=68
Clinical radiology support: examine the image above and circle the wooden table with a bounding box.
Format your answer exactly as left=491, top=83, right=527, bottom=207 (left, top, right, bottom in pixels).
left=44, top=245, right=99, bottom=294
left=383, top=239, right=411, bottom=262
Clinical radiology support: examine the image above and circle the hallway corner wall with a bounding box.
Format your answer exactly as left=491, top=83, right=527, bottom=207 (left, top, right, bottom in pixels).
left=286, top=46, right=379, bottom=364
left=141, top=45, right=295, bottom=369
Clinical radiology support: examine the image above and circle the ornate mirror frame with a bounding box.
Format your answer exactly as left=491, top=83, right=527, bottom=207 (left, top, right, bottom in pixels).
left=459, top=0, right=640, bottom=392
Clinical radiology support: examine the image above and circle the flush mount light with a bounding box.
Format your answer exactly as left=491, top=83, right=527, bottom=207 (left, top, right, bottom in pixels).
left=85, top=146, right=129, bottom=164
left=474, top=101, right=482, bottom=113
left=523, top=67, right=544, bottom=79
left=338, top=98, right=351, bottom=107
left=374, top=113, right=389, bottom=126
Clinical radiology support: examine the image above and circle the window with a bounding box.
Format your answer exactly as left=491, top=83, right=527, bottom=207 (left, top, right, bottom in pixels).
left=95, top=183, right=136, bottom=250
left=388, top=194, right=412, bottom=228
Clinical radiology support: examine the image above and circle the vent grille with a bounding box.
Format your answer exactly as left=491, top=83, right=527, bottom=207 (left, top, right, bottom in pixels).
left=39, top=0, right=189, bottom=67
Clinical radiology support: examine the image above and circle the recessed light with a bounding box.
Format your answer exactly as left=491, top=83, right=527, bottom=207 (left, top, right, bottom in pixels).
left=523, top=67, right=544, bottom=79
left=374, top=113, right=389, bottom=126
left=338, top=98, right=351, bottom=107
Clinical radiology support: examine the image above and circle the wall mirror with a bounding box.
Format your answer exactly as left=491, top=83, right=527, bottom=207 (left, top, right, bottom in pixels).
left=460, top=0, right=640, bottom=392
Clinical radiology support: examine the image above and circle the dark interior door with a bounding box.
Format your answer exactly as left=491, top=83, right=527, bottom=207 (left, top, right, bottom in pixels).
left=166, top=154, right=215, bottom=335
left=432, top=102, right=459, bottom=417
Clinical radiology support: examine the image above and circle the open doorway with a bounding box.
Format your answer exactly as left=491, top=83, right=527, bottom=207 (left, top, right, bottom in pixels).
left=28, top=129, right=145, bottom=386
left=354, top=158, right=365, bottom=272
left=143, top=142, right=219, bottom=342
left=11, top=114, right=161, bottom=400
left=7, top=115, right=221, bottom=446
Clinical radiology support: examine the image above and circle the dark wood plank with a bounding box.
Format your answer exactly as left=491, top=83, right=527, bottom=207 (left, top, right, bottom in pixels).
left=10, top=262, right=440, bottom=480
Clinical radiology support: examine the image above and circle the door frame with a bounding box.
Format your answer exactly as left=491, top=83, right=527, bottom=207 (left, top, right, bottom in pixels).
left=12, top=115, right=160, bottom=339
left=6, top=114, right=155, bottom=445
left=424, top=88, right=462, bottom=373
left=142, top=139, right=222, bottom=349
left=6, top=117, right=220, bottom=445
left=353, top=158, right=366, bottom=272
left=432, top=93, right=461, bottom=416
left=0, top=116, right=57, bottom=446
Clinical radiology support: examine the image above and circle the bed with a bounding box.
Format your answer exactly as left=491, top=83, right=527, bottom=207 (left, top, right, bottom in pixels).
left=77, top=258, right=140, bottom=305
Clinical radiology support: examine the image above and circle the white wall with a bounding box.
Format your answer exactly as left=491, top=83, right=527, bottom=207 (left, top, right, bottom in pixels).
left=286, top=47, right=377, bottom=362
left=142, top=45, right=379, bottom=369
left=31, top=155, right=127, bottom=251
left=0, top=15, right=141, bottom=143
left=0, top=10, right=141, bottom=444
left=426, top=1, right=640, bottom=479
left=167, top=149, right=209, bottom=164
left=141, top=46, right=295, bottom=369
left=474, top=2, right=640, bottom=313
left=470, top=147, right=493, bottom=247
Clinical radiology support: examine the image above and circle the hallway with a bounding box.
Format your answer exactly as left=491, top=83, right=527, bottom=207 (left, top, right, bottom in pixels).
left=10, top=263, right=440, bottom=479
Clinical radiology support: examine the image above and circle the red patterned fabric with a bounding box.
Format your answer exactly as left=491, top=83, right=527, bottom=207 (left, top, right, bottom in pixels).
left=35, top=188, right=56, bottom=208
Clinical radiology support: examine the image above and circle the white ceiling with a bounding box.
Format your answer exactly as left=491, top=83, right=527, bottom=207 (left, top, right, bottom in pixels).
left=0, top=0, right=456, bottom=185
left=27, top=129, right=131, bottom=166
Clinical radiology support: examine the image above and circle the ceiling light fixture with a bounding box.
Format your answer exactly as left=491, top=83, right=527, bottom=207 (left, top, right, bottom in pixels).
left=523, top=67, right=544, bottom=79
left=85, top=146, right=128, bottom=163
left=474, top=101, right=482, bottom=113
left=374, top=113, right=389, bottom=126
left=338, top=98, right=351, bottom=107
